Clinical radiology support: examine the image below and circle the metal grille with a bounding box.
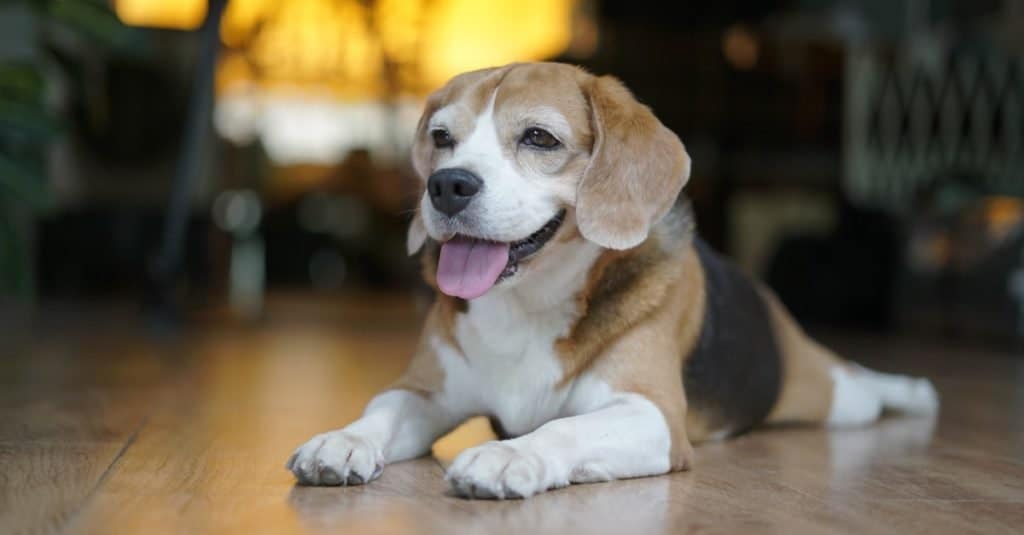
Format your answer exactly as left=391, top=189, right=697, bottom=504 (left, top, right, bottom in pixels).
left=844, top=46, right=1024, bottom=209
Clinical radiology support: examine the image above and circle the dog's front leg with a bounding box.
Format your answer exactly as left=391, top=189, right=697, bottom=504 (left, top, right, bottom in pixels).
left=445, top=393, right=675, bottom=499
left=287, top=389, right=456, bottom=486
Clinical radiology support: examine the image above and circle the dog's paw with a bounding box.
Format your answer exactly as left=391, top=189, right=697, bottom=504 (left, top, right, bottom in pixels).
left=286, top=431, right=384, bottom=486
left=445, top=441, right=565, bottom=499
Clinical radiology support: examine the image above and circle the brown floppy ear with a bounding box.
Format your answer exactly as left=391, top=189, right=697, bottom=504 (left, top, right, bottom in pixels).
left=577, top=75, right=691, bottom=250
left=406, top=211, right=427, bottom=256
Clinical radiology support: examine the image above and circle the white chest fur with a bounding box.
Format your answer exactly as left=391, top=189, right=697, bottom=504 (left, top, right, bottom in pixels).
left=433, top=238, right=607, bottom=436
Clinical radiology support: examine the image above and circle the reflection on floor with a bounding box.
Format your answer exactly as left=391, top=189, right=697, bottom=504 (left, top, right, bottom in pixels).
left=1, top=294, right=1023, bottom=534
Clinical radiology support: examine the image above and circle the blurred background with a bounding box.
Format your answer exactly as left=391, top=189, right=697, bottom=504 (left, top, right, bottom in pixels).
left=1, top=0, right=1022, bottom=347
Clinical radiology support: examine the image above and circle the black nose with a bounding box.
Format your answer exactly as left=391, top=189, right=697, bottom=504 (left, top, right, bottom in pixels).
left=427, top=168, right=482, bottom=217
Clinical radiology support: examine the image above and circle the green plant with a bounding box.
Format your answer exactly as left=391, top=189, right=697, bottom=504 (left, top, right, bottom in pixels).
left=0, top=0, right=140, bottom=298
left=0, top=56, right=57, bottom=298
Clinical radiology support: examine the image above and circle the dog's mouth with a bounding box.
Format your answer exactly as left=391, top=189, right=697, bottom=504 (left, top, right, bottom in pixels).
left=435, top=209, right=566, bottom=300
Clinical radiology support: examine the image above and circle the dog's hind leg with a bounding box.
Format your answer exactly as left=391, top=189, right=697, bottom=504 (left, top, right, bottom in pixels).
left=844, top=364, right=939, bottom=416
left=760, top=288, right=938, bottom=428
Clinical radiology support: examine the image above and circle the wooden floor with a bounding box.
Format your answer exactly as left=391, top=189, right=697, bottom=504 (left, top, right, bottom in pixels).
left=2, top=294, right=1023, bottom=534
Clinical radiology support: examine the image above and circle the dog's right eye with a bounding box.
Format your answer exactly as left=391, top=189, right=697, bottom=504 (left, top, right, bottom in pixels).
left=431, top=129, right=454, bottom=149
left=520, top=127, right=561, bottom=150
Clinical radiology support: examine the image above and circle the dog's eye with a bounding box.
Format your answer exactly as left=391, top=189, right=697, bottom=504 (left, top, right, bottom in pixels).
left=431, top=129, right=454, bottom=149
left=520, top=128, right=560, bottom=149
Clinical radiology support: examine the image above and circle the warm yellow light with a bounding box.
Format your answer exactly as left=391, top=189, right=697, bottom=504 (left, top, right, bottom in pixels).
left=220, top=0, right=384, bottom=100
left=214, top=51, right=253, bottom=94
left=220, top=0, right=276, bottom=47
left=216, top=0, right=579, bottom=98
left=212, top=0, right=584, bottom=164
left=418, top=0, right=576, bottom=89
left=114, top=0, right=207, bottom=31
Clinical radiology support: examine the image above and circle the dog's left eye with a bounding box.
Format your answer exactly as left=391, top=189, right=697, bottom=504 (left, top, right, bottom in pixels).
left=431, top=129, right=454, bottom=149
left=520, top=128, right=561, bottom=149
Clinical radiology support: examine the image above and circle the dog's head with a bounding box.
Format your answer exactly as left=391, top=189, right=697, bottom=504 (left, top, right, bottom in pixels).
left=408, top=62, right=691, bottom=299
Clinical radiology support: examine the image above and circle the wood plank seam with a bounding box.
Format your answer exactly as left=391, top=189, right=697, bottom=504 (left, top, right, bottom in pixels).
left=61, top=416, right=150, bottom=532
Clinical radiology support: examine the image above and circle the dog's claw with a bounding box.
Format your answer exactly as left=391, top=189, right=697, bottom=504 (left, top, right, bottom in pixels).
left=320, top=467, right=340, bottom=485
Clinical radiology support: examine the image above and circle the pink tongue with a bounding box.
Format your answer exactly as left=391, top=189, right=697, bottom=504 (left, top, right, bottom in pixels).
left=437, top=237, right=510, bottom=299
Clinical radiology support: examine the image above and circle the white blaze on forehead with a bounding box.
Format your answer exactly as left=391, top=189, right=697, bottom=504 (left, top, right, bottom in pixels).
left=445, top=92, right=505, bottom=175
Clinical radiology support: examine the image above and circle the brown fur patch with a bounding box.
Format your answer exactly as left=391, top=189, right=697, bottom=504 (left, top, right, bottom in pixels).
left=555, top=244, right=673, bottom=384
left=581, top=235, right=704, bottom=470
left=556, top=207, right=693, bottom=383
left=760, top=287, right=842, bottom=424
left=629, top=241, right=704, bottom=469
left=487, top=64, right=596, bottom=199
left=493, top=64, right=595, bottom=152
left=449, top=66, right=513, bottom=116
left=557, top=208, right=701, bottom=470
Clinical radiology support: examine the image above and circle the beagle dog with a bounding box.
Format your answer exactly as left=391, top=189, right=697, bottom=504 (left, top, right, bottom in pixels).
left=287, top=62, right=939, bottom=499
